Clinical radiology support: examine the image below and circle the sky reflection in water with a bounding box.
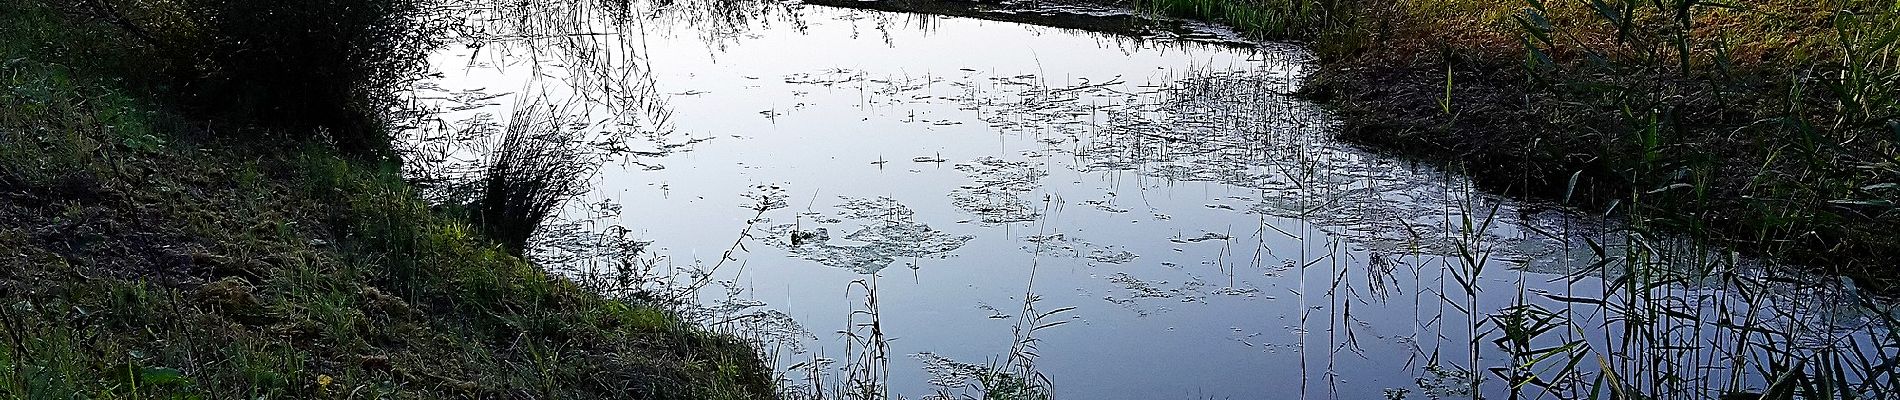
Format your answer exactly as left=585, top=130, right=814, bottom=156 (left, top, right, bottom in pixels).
left=413, top=5, right=1895, bottom=399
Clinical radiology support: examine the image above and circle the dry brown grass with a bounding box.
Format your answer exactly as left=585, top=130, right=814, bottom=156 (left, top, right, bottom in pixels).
left=1344, top=0, right=1867, bottom=71
left=1287, top=0, right=1900, bottom=270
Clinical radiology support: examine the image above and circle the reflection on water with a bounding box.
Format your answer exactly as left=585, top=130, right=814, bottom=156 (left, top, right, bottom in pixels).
left=407, top=2, right=1900, bottom=399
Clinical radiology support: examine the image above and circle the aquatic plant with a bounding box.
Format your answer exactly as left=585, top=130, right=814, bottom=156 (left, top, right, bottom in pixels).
left=471, top=98, right=598, bottom=255
left=1129, top=0, right=1351, bottom=41
left=1127, top=0, right=1897, bottom=271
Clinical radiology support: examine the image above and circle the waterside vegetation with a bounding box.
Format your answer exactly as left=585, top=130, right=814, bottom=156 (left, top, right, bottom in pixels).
left=0, top=0, right=774, bottom=397
left=1129, top=0, right=1899, bottom=273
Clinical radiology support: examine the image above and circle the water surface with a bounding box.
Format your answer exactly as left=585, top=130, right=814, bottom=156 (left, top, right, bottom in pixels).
left=410, top=4, right=1896, bottom=399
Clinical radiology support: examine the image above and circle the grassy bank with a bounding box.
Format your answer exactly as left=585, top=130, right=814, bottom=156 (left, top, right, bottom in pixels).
left=1124, top=0, right=1900, bottom=272
left=0, top=1, right=774, bottom=398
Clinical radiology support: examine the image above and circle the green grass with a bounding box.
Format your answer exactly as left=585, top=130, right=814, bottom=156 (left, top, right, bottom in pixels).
left=1119, top=0, right=1899, bottom=396
left=1125, top=0, right=1899, bottom=272
left=0, top=1, right=775, bottom=398
left=1130, top=0, right=1347, bottom=40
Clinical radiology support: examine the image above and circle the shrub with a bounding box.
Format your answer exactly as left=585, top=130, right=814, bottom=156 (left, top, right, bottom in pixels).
left=190, top=0, right=444, bottom=159
left=74, top=0, right=444, bottom=160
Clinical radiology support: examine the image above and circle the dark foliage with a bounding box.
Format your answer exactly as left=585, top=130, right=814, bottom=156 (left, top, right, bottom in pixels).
left=474, top=101, right=597, bottom=256
left=186, top=0, right=441, bottom=160
left=74, top=0, right=443, bottom=160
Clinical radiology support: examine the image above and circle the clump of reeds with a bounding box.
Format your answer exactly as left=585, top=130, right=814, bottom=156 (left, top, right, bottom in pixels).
left=1130, top=0, right=1353, bottom=41
left=472, top=97, right=596, bottom=255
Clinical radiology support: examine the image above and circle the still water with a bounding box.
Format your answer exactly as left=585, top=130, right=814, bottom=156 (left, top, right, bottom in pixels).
left=410, top=3, right=1894, bottom=399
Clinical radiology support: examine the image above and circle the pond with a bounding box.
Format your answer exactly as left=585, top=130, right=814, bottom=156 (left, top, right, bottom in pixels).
left=407, top=2, right=1898, bottom=399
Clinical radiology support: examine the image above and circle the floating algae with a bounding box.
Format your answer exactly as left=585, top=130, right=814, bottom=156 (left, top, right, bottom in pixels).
left=761, top=196, right=972, bottom=274
left=949, top=157, right=1047, bottom=224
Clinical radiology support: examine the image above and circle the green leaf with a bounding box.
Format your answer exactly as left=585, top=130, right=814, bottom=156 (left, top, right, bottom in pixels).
left=1513, top=13, right=1554, bottom=48
left=123, top=133, right=166, bottom=153
left=1563, top=170, right=1582, bottom=204
left=139, top=366, right=188, bottom=386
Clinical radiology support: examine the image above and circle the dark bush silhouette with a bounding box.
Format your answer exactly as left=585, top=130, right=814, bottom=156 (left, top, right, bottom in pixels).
left=473, top=100, right=597, bottom=255
left=186, top=0, right=441, bottom=159
left=80, top=0, right=442, bottom=160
